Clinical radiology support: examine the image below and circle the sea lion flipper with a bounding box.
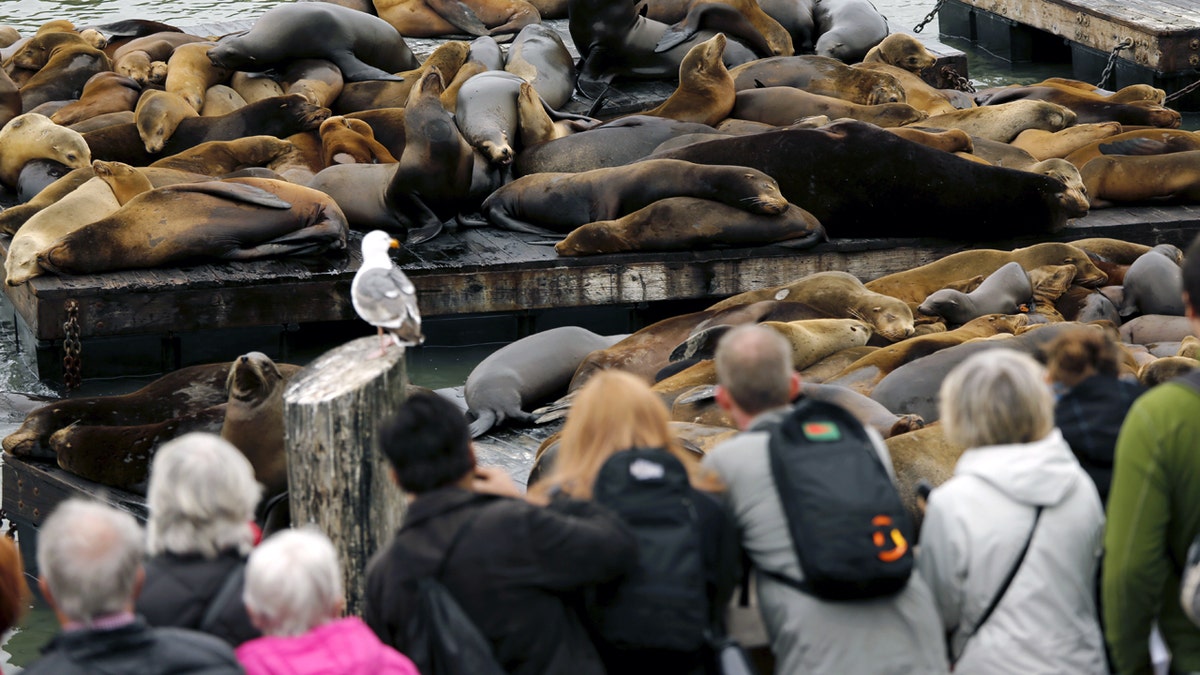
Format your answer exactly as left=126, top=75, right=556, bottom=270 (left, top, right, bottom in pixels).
left=423, top=0, right=492, bottom=37
left=330, top=52, right=404, bottom=82
left=681, top=4, right=774, bottom=58
left=654, top=23, right=699, bottom=54
left=1098, top=138, right=1169, bottom=157
left=574, top=50, right=617, bottom=99
left=177, top=181, right=292, bottom=209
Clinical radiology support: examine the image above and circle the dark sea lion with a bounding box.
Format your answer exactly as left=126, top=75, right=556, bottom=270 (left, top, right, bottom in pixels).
left=802, top=382, right=924, bottom=439
left=1119, top=250, right=1184, bottom=317
left=67, top=110, right=136, bottom=133
left=731, top=55, right=905, bottom=104
left=917, top=261, right=1033, bottom=325
left=36, top=178, right=349, bottom=276
left=465, top=326, right=626, bottom=437
left=207, top=3, right=417, bottom=81
left=1080, top=151, right=1200, bottom=208
left=554, top=198, right=825, bottom=255
left=49, top=71, right=142, bottom=127
left=1120, top=314, right=1192, bottom=345
left=757, top=0, right=817, bottom=51
left=14, top=31, right=113, bottom=112
left=865, top=242, right=1108, bottom=304
left=331, top=40, right=470, bottom=114
left=482, top=158, right=787, bottom=235
left=812, top=0, right=888, bottom=62
left=503, top=22, right=576, bottom=109
left=0, top=112, right=91, bottom=188
left=730, top=85, right=927, bottom=127
left=648, top=118, right=1088, bottom=239
left=824, top=313, right=1030, bottom=395
left=85, top=94, right=330, bottom=166
left=16, top=158, right=71, bottom=203
left=454, top=70, right=525, bottom=166
left=514, top=115, right=721, bottom=175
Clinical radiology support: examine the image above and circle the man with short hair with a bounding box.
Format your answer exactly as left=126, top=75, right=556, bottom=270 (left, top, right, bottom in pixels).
left=1104, top=234, right=1200, bottom=675
left=704, top=324, right=950, bottom=674
left=23, top=498, right=243, bottom=675
left=363, top=391, right=637, bottom=675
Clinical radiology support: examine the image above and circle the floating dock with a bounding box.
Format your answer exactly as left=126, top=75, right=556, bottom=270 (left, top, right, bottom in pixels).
left=939, top=0, right=1200, bottom=109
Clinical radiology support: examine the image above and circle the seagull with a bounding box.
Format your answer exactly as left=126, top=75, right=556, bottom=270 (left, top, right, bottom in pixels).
left=352, top=230, right=425, bottom=356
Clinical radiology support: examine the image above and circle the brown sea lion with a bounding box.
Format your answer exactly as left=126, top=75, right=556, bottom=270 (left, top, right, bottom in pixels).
left=332, top=40, right=470, bottom=114
left=147, top=135, right=297, bottom=176
left=884, top=126, right=973, bottom=153
left=1069, top=238, right=1157, bottom=265
left=0, top=112, right=91, bottom=188
left=861, top=32, right=937, bottom=73
left=481, top=158, right=787, bottom=235
left=49, top=72, right=142, bottom=126
left=1138, top=356, right=1199, bottom=387
left=200, top=84, right=248, bottom=117
left=134, top=89, right=199, bottom=153
left=920, top=99, right=1077, bottom=143
left=864, top=242, right=1109, bottom=304
left=1010, top=121, right=1124, bottom=161
left=974, top=82, right=1183, bottom=127
left=885, top=423, right=965, bottom=528
left=637, top=33, right=735, bottom=127
left=220, top=351, right=294, bottom=499
left=318, top=115, right=398, bottom=165
left=230, top=71, right=287, bottom=104
left=515, top=82, right=600, bottom=147
left=730, top=85, right=927, bottom=128
left=554, top=198, right=826, bottom=256
left=207, top=3, right=417, bottom=80
left=14, top=31, right=113, bottom=112
left=164, top=41, right=229, bottom=113
left=1063, top=128, right=1200, bottom=170
left=731, top=54, right=905, bottom=104
left=1080, top=151, right=1200, bottom=208
left=374, top=0, right=541, bottom=38
left=852, top=61, right=961, bottom=115
left=281, top=58, right=345, bottom=109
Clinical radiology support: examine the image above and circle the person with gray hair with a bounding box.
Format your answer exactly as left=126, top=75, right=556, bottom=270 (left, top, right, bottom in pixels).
left=703, top=324, right=950, bottom=674
left=22, top=498, right=243, bottom=674
left=235, top=527, right=418, bottom=675
left=918, top=348, right=1107, bottom=674
left=136, top=431, right=263, bottom=647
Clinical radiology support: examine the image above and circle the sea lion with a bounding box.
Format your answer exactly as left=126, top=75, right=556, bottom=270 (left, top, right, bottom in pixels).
left=0, top=66, right=20, bottom=130
left=15, top=158, right=72, bottom=202
left=49, top=71, right=142, bottom=127
left=917, top=262, right=1033, bottom=325
left=974, top=82, right=1183, bottom=128
left=636, top=33, right=735, bottom=127
left=554, top=198, right=826, bottom=255
left=503, top=22, right=576, bottom=110
left=87, top=93, right=330, bottom=166
left=220, top=351, right=293, bottom=500
left=231, top=71, right=287, bottom=104
left=709, top=270, right=916, bottom=342
left=36, top=178, right=349, bottom=277
left=885, top=126, right=973, bottom=153
left=851, top=61, right=963, bottom=115
left=1069, top=238, right=1159, bottom=265
left=200, top=84, right=248, bottom=117
left=920, top=99, right=1076, bottom=143
left=764, top=318, right=874, bottom=370
left=824, top=313, right=1030, bottom=395
left=514, top=115, right=723, bottom=176
left=1138, top=356, right=1199, bottom=387
left=319, top=115, right=398, bottom=165
left=67, top=110, right=136, bottom=134
left=164, top=41, right=230, bottom=113
left=0, top=112, right=91, bottom=188
left=373, top=0, right=541, bottom=38
left=732, top=54, right=905, bottom=104
left=1079, top=151, right=1200, bottom=208
left=1119, top=250, right=1184, bottom=317
left=1064, top=129, right=1200, bottom=170
left=862, top=32, right=936, bottom=72
left=454, top=70, right=525, bottom=166
left=647, top=118, right=1089, bottom=239
left=14, top=31, right=113, bottom=113
left=1010, top=121, right=1124, bottom=161
left=281, top=58, right=345, bottom=109
left=649, top=0, right=794, bottom=56
left=147, top=135, right=297, bottom=176
left=207, top=3, right=418, bottom=81
left=134, top=89, right=199, bottom=153
left=1120, top=315, right=1193, bottom=345
left=331, top=40, right=470, bottom=114
left=5, top=172, right=121, bottom=286
left=885, top=423, right=966, bottom=528
left=482, top=158, right=788, bottom=235
left=864, top=242, right=1109, bottom=304
left=515, top=82, right=601, bottom=147
left=112, top=50, right=163, bottom=86
left=465, top=326, right=626, bottom=437
left=730, top=85, right=927, bottom=127
left=812, top=0, right=888, bottom=62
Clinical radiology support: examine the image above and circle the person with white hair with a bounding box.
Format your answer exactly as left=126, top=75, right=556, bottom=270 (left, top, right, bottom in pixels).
left=136, top=431, right=263, bottom=646
left=917, top=348, right=1107, bottom=674
left=22, top=498, right=243, bottom=674
left=235, top=528, right=419, bottom=675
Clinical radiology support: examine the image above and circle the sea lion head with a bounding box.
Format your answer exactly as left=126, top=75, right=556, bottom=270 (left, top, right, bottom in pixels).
left=856, top=300, right=916, bottom=341
left=226, top=352, right=285, bottom=410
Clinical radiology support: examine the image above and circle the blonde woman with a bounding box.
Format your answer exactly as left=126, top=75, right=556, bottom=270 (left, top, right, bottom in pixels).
left=529, top=369, right=740, bottom=675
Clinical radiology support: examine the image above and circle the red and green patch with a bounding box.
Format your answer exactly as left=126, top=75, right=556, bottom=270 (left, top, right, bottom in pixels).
left=802, top=421, right=841, bottom=441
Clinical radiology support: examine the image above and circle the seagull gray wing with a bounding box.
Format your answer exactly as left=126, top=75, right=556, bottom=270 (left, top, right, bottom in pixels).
left=352, top=266, right=419, bottom=327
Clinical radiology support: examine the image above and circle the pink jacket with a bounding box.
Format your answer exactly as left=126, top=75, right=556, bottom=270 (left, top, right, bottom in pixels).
left=236, top=616, right=420, bottom=675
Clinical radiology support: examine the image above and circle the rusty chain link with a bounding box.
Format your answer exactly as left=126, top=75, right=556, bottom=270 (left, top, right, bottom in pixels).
left=1097, top=37, right=1134, bottom=90
left=913, top=0, right=944, bottom=34
left=1165, top=76, right=1200, bottom=104
left=63, top=299, right=82, bottom=392
left=939, top=65, right=976, bottom=93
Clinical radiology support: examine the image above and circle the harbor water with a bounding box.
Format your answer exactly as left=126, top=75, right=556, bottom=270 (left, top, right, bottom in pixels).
left=1, top=0, right=1199, bottom=669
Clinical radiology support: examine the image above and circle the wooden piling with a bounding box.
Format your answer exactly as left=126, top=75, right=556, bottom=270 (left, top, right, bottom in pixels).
left=282, top=335, right=409, bottom=616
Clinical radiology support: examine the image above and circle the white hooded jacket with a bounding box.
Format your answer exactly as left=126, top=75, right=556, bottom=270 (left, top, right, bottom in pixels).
left=917, top=428, right=1107, bottom=674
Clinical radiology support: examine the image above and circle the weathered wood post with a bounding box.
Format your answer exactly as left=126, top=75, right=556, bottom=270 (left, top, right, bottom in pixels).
left=282, top=336, right=408, bottom=617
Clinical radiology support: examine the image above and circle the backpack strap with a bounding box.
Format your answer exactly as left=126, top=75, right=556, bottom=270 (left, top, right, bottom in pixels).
left=198, top=560, right=246, bottom=634
left=435, top=507, right=485, bottom=580
left=954, top=504, right=1043, bottom=664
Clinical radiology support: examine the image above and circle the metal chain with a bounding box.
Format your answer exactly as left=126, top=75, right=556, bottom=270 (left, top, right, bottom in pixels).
left=1097, top=37, right=1134, bottom=89
left=939, top=65, right=977, bottom=93
left=63, top=299, right=82, bottom=392
left=1165, top=76, right=1200, bottom=103
left=913, top=0, right=945, bottom=34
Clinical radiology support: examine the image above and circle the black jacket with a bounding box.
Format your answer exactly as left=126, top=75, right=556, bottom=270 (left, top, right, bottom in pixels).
left=21, top=617, right=244, bottom=675
left=1055, top=373, right=1145, bottom=504
left=363, top=488, right=638, bottom=675
left=136, top=549, right=261, bottom=647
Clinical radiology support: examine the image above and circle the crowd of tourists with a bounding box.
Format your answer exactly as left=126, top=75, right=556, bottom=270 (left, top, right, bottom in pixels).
left=4, top=236, right=1200, bottom=675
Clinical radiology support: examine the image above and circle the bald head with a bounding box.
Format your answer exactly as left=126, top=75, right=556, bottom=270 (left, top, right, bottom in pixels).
left=714, top=324, right=795, bottom=416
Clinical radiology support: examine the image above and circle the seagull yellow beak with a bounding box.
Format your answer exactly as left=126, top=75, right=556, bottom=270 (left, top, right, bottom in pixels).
left=389, top=238, right=400, bottom=249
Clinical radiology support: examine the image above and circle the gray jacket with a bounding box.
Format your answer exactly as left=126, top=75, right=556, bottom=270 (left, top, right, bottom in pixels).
left=917, top=428, right=1107, bottom=675
left=702, top=408, right=950, bottom=675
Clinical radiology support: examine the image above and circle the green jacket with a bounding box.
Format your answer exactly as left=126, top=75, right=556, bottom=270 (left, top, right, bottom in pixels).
left=1104, top=381, right=1200, bottom=675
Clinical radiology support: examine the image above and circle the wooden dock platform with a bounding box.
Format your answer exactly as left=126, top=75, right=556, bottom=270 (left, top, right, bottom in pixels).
left=938, top=0, right=1200, bottom=108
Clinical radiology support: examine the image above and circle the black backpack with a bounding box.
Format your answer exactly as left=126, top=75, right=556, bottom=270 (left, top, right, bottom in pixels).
left=591, top=447, right=711, bottom=653
left=403, top=514, right=507, bottom=675
left=763, top=398, right=915, bottom=600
